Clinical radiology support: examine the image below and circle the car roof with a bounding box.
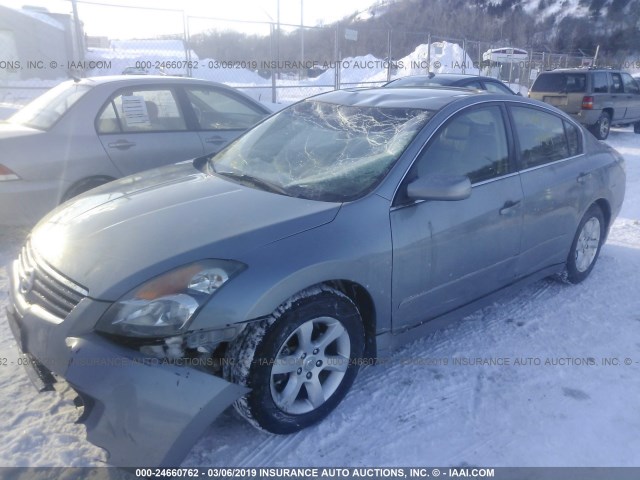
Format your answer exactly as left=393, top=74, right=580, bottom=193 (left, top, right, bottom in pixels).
left=392, top=74, right=502, bottom=82
left=66, top=75, right=271, bottom=113
left=537, top=68, right=616, bottom=74
left=310, top=86, right=481, bottom=110
left=73, top=75, right=231, bottom=89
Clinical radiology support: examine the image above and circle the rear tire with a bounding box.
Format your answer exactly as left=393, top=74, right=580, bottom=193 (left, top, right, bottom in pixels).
left=225, top=286, right=365, bottom=434
left=565, top=204, right=605, bottom=284
left=590, top=112, right=610, bottom=140
left=61, top=176, right=114, bottom=203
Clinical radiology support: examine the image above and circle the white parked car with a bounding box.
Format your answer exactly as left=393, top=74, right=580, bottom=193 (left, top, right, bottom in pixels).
left=0, top=75, right=271, bottom=225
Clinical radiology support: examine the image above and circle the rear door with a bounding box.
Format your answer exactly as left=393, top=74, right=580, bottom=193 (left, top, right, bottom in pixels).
left=508, top=105, right=588, bottom=276
left=609, top=72, right=627, bottom=121
left=391, top=104, right=524, bottom=330
left=621, top=73, right=640, bottom=121
left=96, top=86, right=204, bottom=176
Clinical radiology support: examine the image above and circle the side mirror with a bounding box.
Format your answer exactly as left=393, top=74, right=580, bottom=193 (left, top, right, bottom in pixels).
left=406, top=174, right=472, bottom=201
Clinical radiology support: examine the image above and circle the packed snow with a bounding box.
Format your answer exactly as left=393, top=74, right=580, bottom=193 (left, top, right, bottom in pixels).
left=0, top=124, right=639, bottom=467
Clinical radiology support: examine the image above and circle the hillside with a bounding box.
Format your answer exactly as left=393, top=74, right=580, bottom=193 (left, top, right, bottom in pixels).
left=342, top=0, right=640, bottom=58
left=190, top=0, right=639, bottom=69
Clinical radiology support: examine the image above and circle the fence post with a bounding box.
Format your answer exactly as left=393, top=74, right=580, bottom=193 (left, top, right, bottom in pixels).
left=387, top=29, right=392, bottom=82
left=183, top=12, right=192, bottom=77
left=335, top=25, right=340, bottom=89
left=462, top=38, right=466, bottom=74
left=270, top=23, right=277, bottom=103
left=70, top=0, right=85, bottom=76
left=426, top=33, right=431, bottom=74
left=526, top=50, right=533, bottom=91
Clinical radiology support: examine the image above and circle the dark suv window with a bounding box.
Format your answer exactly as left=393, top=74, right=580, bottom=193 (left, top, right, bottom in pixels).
left=621, top=73, right=640, bottom=94
left=611, top=73, right=624, bottom=93
left=592, top=72, right=609, bottom=93
left=531, top=73, right=586, bottom=93
left=511, top=106, right=572, bottom=168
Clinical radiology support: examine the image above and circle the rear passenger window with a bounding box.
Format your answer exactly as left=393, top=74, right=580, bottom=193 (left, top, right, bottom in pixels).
left=621, top=73, right=640, bottom=94
left=564, top=120, right=582, bottom=157
left=184, top=87, right=266, bottom=130
left=592, top=72, right=609, bottom=93
left=610, top=73, right=624, bottom=93
left=511, top=106, right=570, bottom=168
left=484, top=81, right=513, bottom=94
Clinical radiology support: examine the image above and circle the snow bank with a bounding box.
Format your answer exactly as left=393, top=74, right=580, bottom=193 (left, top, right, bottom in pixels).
left=311, top=41, right=480, bottom=87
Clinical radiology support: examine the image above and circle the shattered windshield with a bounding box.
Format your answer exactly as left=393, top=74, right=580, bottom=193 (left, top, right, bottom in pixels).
left=209, top=100, right=432, bottom=202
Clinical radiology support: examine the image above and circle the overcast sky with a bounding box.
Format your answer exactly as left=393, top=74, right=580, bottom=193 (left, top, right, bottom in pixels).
left=4, top=0, right=379, bottom=38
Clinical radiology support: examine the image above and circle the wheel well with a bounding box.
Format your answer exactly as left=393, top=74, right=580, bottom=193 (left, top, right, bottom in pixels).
left=602, top=108, right=613, bottom=120
left=594, top=198, right=612, bottom=236
left=325, top=280, right=377, bottom=360
left=61, top=175, right=117, bottom=203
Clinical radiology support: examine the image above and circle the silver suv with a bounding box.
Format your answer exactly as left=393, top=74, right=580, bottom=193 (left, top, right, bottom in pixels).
left=529, top=68, right=640, bottom=139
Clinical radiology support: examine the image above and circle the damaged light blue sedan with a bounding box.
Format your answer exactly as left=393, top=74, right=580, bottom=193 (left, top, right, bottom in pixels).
left=5, top=87, right=625, bottom=467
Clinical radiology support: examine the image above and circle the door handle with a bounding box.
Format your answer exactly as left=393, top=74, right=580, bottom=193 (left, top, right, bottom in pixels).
left=108, top=140, right=136, bottom=150
left=205, top=136, right=226, bottom=145
left=499, top=200, right=521, bottom=215
left=577, top=172, right=592, bottom=184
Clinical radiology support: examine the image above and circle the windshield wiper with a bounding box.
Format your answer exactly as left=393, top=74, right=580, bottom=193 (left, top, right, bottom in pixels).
left=216, top=170, right=289, bottom=195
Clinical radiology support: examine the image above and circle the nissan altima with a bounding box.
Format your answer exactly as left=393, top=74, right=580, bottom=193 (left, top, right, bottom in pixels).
left=5, top=87, right=625, bottom=467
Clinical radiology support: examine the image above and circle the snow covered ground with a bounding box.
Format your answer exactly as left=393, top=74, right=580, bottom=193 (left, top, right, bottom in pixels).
left=0, top=128, right=638, bottom=468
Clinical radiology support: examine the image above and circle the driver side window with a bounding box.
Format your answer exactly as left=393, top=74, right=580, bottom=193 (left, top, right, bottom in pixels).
left=413, top=105, right=509, bottom=184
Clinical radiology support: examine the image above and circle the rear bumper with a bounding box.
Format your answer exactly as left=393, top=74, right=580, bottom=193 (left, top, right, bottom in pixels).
left=0, top=179, right=62, bottom=226
left=5, top=259, right=248, bottom=467
left=570, top=109, right=603, bottom=126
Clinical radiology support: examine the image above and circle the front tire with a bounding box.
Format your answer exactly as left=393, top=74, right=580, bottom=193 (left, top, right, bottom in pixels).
left=225, top=286, right=365, bottom=434
left=565, top=204, right=605, bottom=284
left=634, top=121, right=640, bottom=134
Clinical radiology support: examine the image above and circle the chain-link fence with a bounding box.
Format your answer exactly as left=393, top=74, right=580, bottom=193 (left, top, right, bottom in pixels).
left=0, top=1, right=601, bottom=108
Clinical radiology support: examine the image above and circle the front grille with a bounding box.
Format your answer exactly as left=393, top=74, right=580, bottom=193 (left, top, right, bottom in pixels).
left=17, top=241, right=88, bottom=319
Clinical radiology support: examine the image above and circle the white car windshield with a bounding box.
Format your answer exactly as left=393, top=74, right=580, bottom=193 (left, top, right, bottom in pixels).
left=210, top=100, right=432, bottom=202
left=9, top=82, right=92, bottom=130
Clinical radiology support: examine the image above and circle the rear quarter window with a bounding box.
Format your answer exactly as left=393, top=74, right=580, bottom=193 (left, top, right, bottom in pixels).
left=563, top=120, right=582, bottom=157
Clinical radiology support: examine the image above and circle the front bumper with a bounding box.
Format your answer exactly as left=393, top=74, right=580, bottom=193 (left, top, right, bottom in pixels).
left=6, top=259, right=248, bottom=467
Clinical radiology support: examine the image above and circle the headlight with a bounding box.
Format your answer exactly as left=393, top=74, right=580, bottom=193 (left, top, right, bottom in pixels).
left=96, top=260, right=245, bottom=337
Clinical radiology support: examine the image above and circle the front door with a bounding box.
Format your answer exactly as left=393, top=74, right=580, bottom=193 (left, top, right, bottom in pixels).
left=96, top=87, right=204, bottom=176
left=391, top=104, right=523, bottom=330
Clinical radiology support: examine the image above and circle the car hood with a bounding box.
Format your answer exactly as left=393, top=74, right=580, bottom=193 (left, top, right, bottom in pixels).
left=29, top=161, right=340, bottom=300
